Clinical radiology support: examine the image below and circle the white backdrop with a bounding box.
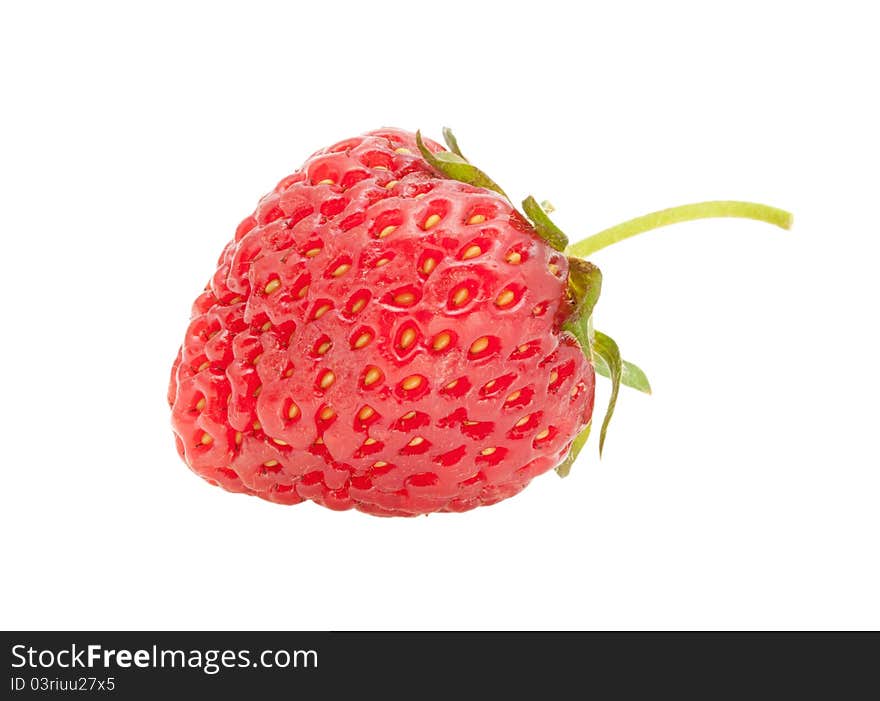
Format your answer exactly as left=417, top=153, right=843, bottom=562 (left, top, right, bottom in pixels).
left=1, top=1, right=877, bottom=630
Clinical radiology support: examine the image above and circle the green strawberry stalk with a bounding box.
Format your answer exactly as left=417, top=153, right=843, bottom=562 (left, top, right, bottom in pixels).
left=417, top=129, right=793, bottom=473
left=567, top=201, right=793, bottom=258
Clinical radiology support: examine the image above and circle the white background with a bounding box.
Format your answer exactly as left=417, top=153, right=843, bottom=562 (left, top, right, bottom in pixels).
left=1, top=1, right=877, bottom=631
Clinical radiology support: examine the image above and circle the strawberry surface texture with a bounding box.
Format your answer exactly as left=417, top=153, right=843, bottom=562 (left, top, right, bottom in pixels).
left=169, top=129, right=593, bottom=516
left=169, top=127, right=792, bottom=516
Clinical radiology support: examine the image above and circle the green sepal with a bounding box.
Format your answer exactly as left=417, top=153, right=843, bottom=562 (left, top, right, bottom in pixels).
left=591, top=330, right=622, bottom=456
left=593, top=351, right=652, bottom=394
left=561, top=259, right=602, bottom=356
left=441, top=127, right=466, bottom=160
left=415, top=130, right=508, bottom=198
left=556, top=422, right=592, bottom=477
left=522, top=195, right=569, bottom=252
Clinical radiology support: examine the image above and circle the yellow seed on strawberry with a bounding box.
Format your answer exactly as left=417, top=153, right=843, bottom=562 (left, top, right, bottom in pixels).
left=264, top=279, right=281, bottom=295
left=469, top=337, right=490, bottom=355
left=353, top=332, right=372, bottom=349
left=495, top=290, right=515, bottom=307
left=431, top=331, right=452, bottom=351
left=350, top=297, right=367, bottom=313
left=423, top=214, right=441, bottom=230
left=401, top=375, right=422, bottom=390
left=399, top=328, right=416, bottom=348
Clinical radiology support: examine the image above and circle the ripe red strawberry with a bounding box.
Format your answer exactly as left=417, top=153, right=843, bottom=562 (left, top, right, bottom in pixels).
left=169, top=127, right=791, bottom=516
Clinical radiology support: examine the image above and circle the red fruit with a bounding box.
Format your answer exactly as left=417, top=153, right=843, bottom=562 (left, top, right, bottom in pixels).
left=169, top=127, right=792, bottom=516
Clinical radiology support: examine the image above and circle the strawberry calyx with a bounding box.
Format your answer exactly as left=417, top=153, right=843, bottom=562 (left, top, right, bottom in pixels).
left=522, top=196, right=569, bottom=252
left=561, top=258, right=601, bottom=353
left=593, top=354, right=651, bottom=394
left=441, top=127, right=466, bottom=159
left=589, top=330, right=622, bottom=457
left=558, top=260, right=625, bottom=461
left=415, top=130, right=508, bottom=199
left=555, top=421, right=592, bottom=478
left=416, top=128, right=794, bottom=468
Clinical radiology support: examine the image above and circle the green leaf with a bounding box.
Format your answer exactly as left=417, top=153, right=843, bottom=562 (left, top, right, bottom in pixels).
left=593, top=352, right=652, bottom=394
left=415, top=130, right=508, bottom=198
left=522, top=195, right=569, bottom=252
left=561, top=259, right=602, bottom=356
left=591, top=330, right=622, bottom=456
left=564, top=314, right=591, bottom=362
left=441, top=127, right=466, bottom=160
left=566, top=259, right=602, bottom=318
left=556, top=422, right=592, bottom=477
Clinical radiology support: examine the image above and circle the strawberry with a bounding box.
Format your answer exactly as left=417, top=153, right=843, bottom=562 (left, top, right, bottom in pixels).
left=169, top=127, right=791, bottom=516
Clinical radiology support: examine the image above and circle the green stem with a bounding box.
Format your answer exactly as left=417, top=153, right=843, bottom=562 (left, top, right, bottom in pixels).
left=566, top=201, right=793, bottom=258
